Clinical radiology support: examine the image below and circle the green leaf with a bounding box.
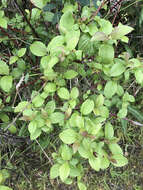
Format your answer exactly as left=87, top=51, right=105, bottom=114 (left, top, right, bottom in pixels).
left=70, top=87, right=79, bottom=99
left=123, top=92, right=135, bottom=103
left=8, top=125, right=17, bottom=134
left=78, top=34, right=95, bottom=56
left=104, top=81, right=117, bottom=99
left=30, top=0, right=45, bottom=9
left=47, top=35, right=65, bottom=54
left=111, top=23, right=133, bottom=40
left=0, top=76, right=13, bottom=92
left=65, top=30, right=80, bottom=50
left=88, top=22, right=98, bottom=36
left=58, top=87, right=70, bottom=100
left=100, top=156, right=110, bottom=169
left=1, top=169, right=10, bottom=180
left=80, top=99, right=94, bottom=115
left=0, top=113, right=9, bottom=122
left=50, top=112, right=64, bottom=124
left=0, top=17, right=7, bottom=29
left=117, top=108, right=127, bottom=118
left=95, top=94, right=104, bottom=107
left=0, top=172, right=3, bottom=184
left=105, top=122, right=114, bottom=139
left=70, top=166, right=81, bottom=177
left=0, top=60, right=9, bottom=75
left=61, top=145, right=72, bottom=160
left=64, top=70, right=78, bottom=79
left=89, top=156, right=101, bottom=171
left=0, top=11, right=4, bottom=17
left=32, top=95, right=44, bottom=107
left=59, top=129, right=77, bottom=144
left=99, top=19, right=113, bottom=35
left=110, top=59, right=125, bottom=77
left=78, top=144, right=90, bottom=158
left=75, top=115, right=84, bottom=129
left=30, top=41, right=47, bottom=56
left=77, top=182, right=87, bottom=190
left=28, top=120, right=37, bottom=133
left=135, top=69, right=143, bottom=84
left=117, top=85, right=124, bottom=96
left=99, top=44, right=114, bottom=64
left=45, top=100, right=56, bottom=115
left=28, top=121, right=41, bottom=140
left=62, top=2, right=77, bottom=13
left=50, top=164, right=60, bottom=179
left=81, top=6, right=91, bottom=19
left=0, top=186, right=13, bottom=190
left=9, top=56, right=19, bottom=65
left=69, top=113, right=79, bottom=127
left=91, top=32, right=108, bottom=42
left=43, top=11, right=54, bottom=22
left=59, top=11, right=74, bottom=34
left=14, top=101, right=29, bottom=112
left=108, top=143, right=123, bottom=155
left=59, top=162, right=70, bottom=182
left=40, top=55, right=51, bottom=69
left=111, top=154, right=128, bottom=167
left=17, top=48, right=26, bottom=57
left=30, top=128, right=41, bottom=140
left=47, top=56, right=59, bottom=69
left=44, top=83, right=56, bottom=93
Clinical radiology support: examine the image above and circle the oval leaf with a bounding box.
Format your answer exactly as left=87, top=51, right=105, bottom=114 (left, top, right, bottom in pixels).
left=59, top=11, right=74, bottom=34
left=108, top=143, right=123, bottom=155
left=59, top=129, right=77, bottom=144
left=64, top=70, right=78, bottom=79
left=30, top=41, right=47, bottom=56
left=105, top=122, right=114, bottom=139
left=89, top=156, right=101, bottom=171
left=50, top=164, right=60, bottom=179
left=61, top=145, right=72, bottom=161
left=110, top=59, right=125, bottom=77
left=111, top=23, right=133, bottom=40
left=111, top=154, right=128, bottom=167
left=65, top=30, right=80, bottom=50
left=80, top=99, right=94, bottom=115
left=99, top=44, right=114, bottom=64
left=0, top=76, right=13, bottom=92
left=0, top=60, right=9, bottom=75
left=104, top=81, right=117, bottom=99
left=59, top=162, right=70, bottom=182
left=70, top=87, right=79, bottom=99
left=58, top=87, right=70, bottom=100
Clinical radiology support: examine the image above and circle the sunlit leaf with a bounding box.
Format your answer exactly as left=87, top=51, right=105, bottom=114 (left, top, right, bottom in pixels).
left=0, top=76, right=13, bottom=92
left=30, top=41, right=47, bottom=56
left=60, top=129, right=77, bottom=144
left=59, top=162, right=70, bottom=181
left=0, top=60, right=9, bottom=75
left=80, top=99, right=94, bottom=115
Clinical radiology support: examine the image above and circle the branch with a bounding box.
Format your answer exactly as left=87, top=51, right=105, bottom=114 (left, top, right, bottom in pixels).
left=13, top=0, right=39, bottom=39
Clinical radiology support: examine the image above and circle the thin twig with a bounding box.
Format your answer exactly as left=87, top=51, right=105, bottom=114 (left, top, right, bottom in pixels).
left=123, top=117, right=143, bottom=127
left=35, top=139, right=53, bottom=165
left=112, top=4, right=121, bottom=25
left=91, top=0, right=107, bottom=19
left=110, top=112, right=143, bottom=127
left=5, top=82, right=46, bottom=131
left=13, top=0, right=39, bottom=38
left=12, top=74, right=25, bottom=107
